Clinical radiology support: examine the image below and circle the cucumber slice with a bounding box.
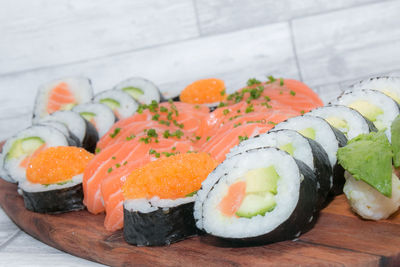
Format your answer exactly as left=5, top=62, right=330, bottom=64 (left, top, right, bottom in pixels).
left=99, top=98, right=121, bottom=110
left=236, top=192, right=276, bottom=218
left=7, top=137, right=45, bottom=159
left=298, top=127, right=316, bottom=140
left=122, top=86, right=144, bottom=100
left=348, top=100, right=383, bottom=122
left=279, top=143, right=294, bottom=156
left=325, top=116, right=349, bottom=134
left=245, top=166, right=279, bottom=194
left=79, top=112, right=96, bottom=121
left=60, top=103, right=76, bottom=111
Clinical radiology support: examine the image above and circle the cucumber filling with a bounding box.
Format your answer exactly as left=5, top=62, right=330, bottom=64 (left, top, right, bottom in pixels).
left=122, top=86, right=144, bottom=100
left=278, top=143, right=294, bottom=156
left=99, top=98, right=121, bottom=110
left=6, top=137, right=45, bottom=160
left=60, top=103, right=76, bottom=111
left=325, top=116, right=349, bottom=136
left=298, top=127, right=316, bottom=140
left=348, top=100, right=384, bottom=128
left=79, top=112, right=96, bottom=121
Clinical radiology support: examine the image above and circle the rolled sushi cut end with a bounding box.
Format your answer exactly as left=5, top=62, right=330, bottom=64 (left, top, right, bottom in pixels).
left=93, top=90, right=139, bottom=120
left=350, top=76, right=400, bottom=104
left=20, top=146, right=94, bottom=214
left=194, top=147, right=318, bottom=245
left=32, top=77, right=93, bottom=123
left=114, top=77, right=162, bottom=104
left=122, top=152, right=218, bottom=246
left=180, top=78, right=227, bottom=109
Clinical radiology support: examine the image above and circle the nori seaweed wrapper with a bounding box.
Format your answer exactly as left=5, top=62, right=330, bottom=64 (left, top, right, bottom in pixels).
left=22, top=183, right=84, bottom=214
left=329, top=125, right=348, bottom=195
left=123, top=201, right=198, bottom=246
left=82, top=119, right=99, bottom=153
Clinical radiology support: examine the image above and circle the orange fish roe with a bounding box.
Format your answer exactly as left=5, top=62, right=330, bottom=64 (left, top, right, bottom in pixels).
left=180, top=78, right=226, bottom=104
left=26, top=146, right=94, bottom=184
left=123, top=152, right=218, bottom=200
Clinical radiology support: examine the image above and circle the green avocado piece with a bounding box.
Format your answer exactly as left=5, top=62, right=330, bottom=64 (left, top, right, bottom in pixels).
left=383, top=90, right=400, bottom=104
left=299, top=127, right=316, bottom=140
left=122, top=86, right=144, bottom=100
left=79, top=112, right=96, bottom=121
left=391, top=115, right=400, bottom=167
left=99, top=98, right=121, bottom=110
left=325, top=116, right=349, bottom=135
left=337, top=131, right=392, bottom=197
left=279, top=143, right=294, bottom=156
left=6, top=137, right=45, bottom=160
left=245, top=166, right=280, bottom=194
left=348, top=100, right=383, bottom=123
left=60, top=103, right=76, bottom=111
left=235, top=192, right=276, bottom=218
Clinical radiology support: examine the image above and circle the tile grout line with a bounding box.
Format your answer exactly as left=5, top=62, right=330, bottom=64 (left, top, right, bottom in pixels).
left=191, top=0, right=202, bottom=36
left=0, top=229, right=21, bottom=251
left=288, top=20, right=303, bottom=82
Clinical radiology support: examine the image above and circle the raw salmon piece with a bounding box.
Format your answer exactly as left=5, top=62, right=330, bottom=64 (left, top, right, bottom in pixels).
left=47, top=82, right=76, bottom=114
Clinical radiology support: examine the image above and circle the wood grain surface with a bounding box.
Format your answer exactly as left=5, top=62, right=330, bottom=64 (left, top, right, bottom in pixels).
left=0, top=178, right=399, bottom=267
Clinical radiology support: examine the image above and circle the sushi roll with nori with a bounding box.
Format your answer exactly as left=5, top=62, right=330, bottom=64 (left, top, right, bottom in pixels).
left=114, top=77, right=163, bottom=104
left=338, top=131, right=400, bottom=220
left=40, top=110, right=98, bottom=153
left=93, top=90, right=139, bottom=120
left=308, top=105, right=377, bottom=140
left=227, top=129, right=332, bottom=210
left=194, top=147, right=318, bottom=245
left=20, top=146, right=94, bottom=214
left=123, top=152, right=218, bottom=246
left=331, top=89, right=400, bottom=142
left=37, top=120, right=80, bottom=147
left=32, top=77, right=93, bottom=123
left=1, top=125, right=71, bottom=183
left=350, top=76, right=400, bottom=104
left=73, top=103, right=116, bottom=138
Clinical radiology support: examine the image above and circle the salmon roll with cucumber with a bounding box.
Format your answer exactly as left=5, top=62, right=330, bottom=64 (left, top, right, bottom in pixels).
left=114, top=77, right=163, bottom=104
left=350, top=76, right=400, bottom=104
left=227, top=129, right=332, bottom=210
left=93, top=90, right=139, bottom=120
left=122, top=152, right=218, bottom=246
left=32, top=77, right=93, bottom=122
left=20, top=146, right=94, bottom=214
left=194, top=147, right=318, bottom=245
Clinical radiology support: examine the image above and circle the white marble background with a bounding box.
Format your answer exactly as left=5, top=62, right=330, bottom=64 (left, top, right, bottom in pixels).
left=1, top=0, right=400, bottom=266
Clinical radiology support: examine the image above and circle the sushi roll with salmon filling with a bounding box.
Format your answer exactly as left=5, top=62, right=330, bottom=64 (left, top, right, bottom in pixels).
left=228, top=129, right=332, bottom=210
left=1, top=125, right=72, bottom=183
left=114, top=77, right=163, bottom=104
left=32, top=77, right=93, bottom=122
left=350, top=76, right=400, bottom=104
left=123, top=152, right=218, bottom=246
left=194, top=147, right=318, bottom=245
left=73, top=103, right=116, bottom=138
left=93, top=90, right=139, bottom=120
left=273, top=115, right=347, bottom=195
left=308, top=105, right=377, bottom=140
left=20, top=146, right=94, bottom=214
left=40, top=110, right=99, bottom=153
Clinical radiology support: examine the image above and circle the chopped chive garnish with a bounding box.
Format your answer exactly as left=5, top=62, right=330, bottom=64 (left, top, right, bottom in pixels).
left=115, top=163, right=121, bottom=168
left=223, top=109, right=230, bottom=115
left=107, top=167, right=113, bottom=173
left=268, top=121, right=277, bottom=125
left=194, top=105, right=200, bottom=109
left=238, top=135, right=249, bottom=142
left=267, top=76, right=276, bottom=83
left=123, top=161, right=128, bottom=165
left=206, top=136, right=211, bottom=141
left=220, top=89, right=226, bottom=96
left=300, top=110, right=305, bottom=115
left=126, top=134, right=136, bottom=141
left=152, top=114, right=160, bottom=121
left=95, top=148, right=101, bottom=153
left=110, top=128, right=121, bottom=138
left=247, top=78, right=261, bottom=86
left=160, top=106, right=168, bottom=113
left=245, top=104, right=254, bottom=113
left=290, top=90, right=296, bottom=96
left=112, top=156, right=116, bottom=160
left=172, top=146, right=176, bottom=151
left=185, top=190, right=198, bottom=197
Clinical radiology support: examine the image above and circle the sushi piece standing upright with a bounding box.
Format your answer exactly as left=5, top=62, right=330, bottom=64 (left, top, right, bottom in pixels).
left=93, top=90, right=139, bottom=120
left=114, top=77, right=163, bottom=104
left=32, top=77, right=93, bottom=123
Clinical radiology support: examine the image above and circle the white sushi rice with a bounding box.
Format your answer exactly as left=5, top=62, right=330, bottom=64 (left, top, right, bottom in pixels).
left=32, top=77, right=93, bottom=123
left=195, top=148, right=300, bottom=238
left=124, top=196, right=195, bottom=213
left=350, top=76, right=400, bottom=104
left=308, top=105, right=373, bottom=140
left=73, top=103, right=116, bottom=138
left=343, top=171, right=400, bottom=220
left=2, top=125, right=70, bottom=183
left=19, top=174, right=83, bottom=193
left=273, top=116, right=339, bottom=167
left=332, top=89, right=399, bottom=142
left=93, top=90, right=139, bottom=119
left=114, top=77, right=161, bottom=104
left=0, top=152, right=14, bottom=183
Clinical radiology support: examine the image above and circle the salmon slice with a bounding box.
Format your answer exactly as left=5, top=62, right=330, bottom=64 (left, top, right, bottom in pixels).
left=218, top=181, right=247, bottom=217
left=47, top=82, right=76, bottom=114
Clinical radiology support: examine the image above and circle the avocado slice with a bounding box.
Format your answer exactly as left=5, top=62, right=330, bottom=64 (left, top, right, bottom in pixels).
left=245, top=166, right=280, bottom=194
left=99, top=98, right=121, bottom=110
left=60, top=103, right=76, bottom=111
left=122, top=86, right=144, bottom=100
left=383, top=90, right=400, bottom=104
left=235, top=192, right=276, bottom=218
left=298, top=127, right=316, bottom=140
left=348, top=100, right=383, bottom=123
left=325, top=116, right=349, bottom=134
left=279, top=143, right=294, bottom=156
left=79, top=112, right=96, bottom=122
left=6, top=137, right=45, bottom=160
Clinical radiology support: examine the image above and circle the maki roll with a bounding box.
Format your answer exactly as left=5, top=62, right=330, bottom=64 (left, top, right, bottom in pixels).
left=114, top=77, right=163, bottom=104
left=194, top=147, right=318, bottom=245
left=73, top=103, right=116, bottom=138
left=32, top=77, right=93, bottom=122
left=273, top=115, right=347, bottom=195
left=20, top=146, right=94, bottom=214
left=308, top=105, right=377, bottom=140
left=93, top=90, right=139, bottom=119
left=37, top=120, right=80, bottom=147
left=350, top=76, right=400, bottom=104
left=1, top=125, right=71, bottom=183
left=122, top=152, right=218, bottom=246
left=332, top=89, right=399, bottom=142
left=228, top=129, right=332, bottom=210
left=40, top=110, right=99, bottom=153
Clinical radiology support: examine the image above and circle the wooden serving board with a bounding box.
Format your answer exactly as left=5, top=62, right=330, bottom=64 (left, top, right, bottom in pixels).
left=1, top=178, right=400, bottom=267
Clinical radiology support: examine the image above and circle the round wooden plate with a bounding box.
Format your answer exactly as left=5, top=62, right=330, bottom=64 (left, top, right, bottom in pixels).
left=1, top=178, right=400, bottom=266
